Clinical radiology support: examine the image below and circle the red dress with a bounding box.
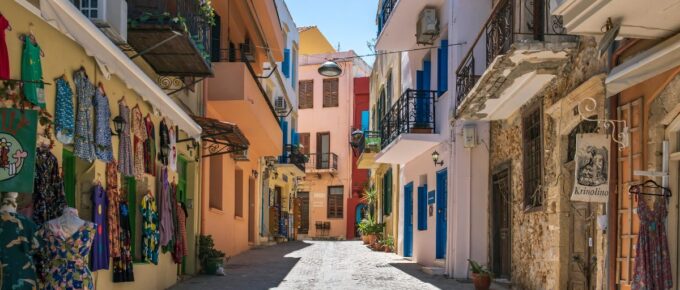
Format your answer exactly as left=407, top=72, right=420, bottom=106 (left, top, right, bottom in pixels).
left=0, top=14, right=10, bottom=79
left=632, top=196, right=673, bottom=289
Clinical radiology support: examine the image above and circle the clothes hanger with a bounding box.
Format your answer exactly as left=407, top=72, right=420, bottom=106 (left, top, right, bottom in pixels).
left=119, top=95, right=126, bottom=103
left=628, top=179, right=672, bottom=198
left=98, top=82, right=106, bottom=95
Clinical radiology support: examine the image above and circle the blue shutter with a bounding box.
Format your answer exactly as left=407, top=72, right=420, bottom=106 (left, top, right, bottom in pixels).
left=282, top=48, right=291, bottom=78
left=292, top=129, right=299, bottom=146
left=361, top=110, right=369, bottom=131
left=437, top=40, right=449, bottom=95
left=280, top=119, right=288, bottom=163
left=417, top=185, right=428, bottom=231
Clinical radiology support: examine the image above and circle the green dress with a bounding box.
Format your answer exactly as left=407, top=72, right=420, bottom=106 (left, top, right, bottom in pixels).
left=21, top=37, right=45, bottom=109
left=0, top=211, right=40, bottom=290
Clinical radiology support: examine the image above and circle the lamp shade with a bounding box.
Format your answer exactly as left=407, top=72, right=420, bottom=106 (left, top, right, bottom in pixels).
left=318, top=61, right=342, bottom=77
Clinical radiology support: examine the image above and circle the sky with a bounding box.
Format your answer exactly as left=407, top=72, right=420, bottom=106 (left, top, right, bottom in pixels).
left=285, top=0, right=379, bottom=65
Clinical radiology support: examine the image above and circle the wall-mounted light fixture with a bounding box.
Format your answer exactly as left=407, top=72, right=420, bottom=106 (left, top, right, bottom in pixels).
left=112, top=115, right=125, bottom=136
left=252, top=170, right=259, bottom=178
left=431, top=150, right=444, bottom=167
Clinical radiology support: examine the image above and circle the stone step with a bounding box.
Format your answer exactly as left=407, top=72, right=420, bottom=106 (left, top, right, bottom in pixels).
left=421, top=266, right=445, bottom=276
left=433, top=259, right=446, bottom=268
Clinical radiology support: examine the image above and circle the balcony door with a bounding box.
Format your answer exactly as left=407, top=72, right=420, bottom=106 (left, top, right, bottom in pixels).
left=317, top=132, right=330, bottom=169
left=415, top=60, right=432, bottom=128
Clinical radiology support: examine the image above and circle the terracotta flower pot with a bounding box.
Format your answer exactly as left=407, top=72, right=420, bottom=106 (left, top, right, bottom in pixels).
left=384, top=246, right=391, bottom=253
left=471, top=273, right=491, bottom=290
left=368, top=234, right=377, bottom=245
left=362, top=235, right=369, bottom=244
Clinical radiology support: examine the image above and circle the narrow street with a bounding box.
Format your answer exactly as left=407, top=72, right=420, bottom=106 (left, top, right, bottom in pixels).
left=171, top=241, right=475, bottom=290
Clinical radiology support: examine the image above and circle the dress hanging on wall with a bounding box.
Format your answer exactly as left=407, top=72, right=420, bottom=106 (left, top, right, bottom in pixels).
left=54, top=77, right=75, bottom=144
left=20, top=35, right=45, bottom=109
left=106, top=161, right=121, bottom=258
left=158, top=120, right=169, bottom=166
left=172, top=200, right=188, bottom=264
left=90, top=183, right=109, bottom=271
left=131, top=106, right=147, bottom=180
left=0, top=14, right=10, bottom=79
left=632, top=196, right=673, bottom=289
left=168, top=126, right=177, bottom=172
left=0, top=211, right=40, bottom=290
left=94, top=86, right=113, bottom=162
left=117, top=101, right=134, bottom=177
left=73, top=70, right=96, bottom=162
left=140, top=191, right=159, bottom=265
left=144, top=115, right=156, bottom=176
left=112, top=198, right=134, bottom=282
left=32, top=147, right=66, bottom=225
left=158, top=168, right=174, bottom=248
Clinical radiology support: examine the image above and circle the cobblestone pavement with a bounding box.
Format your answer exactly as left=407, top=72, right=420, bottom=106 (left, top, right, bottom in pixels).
left=171, top=240, right=478, bottom=290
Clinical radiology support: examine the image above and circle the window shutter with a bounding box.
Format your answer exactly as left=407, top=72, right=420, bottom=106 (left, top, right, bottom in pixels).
left=323, top=78, right=339, bottom=107
left=282, top=48, right=291, bottom=78
left=417, top=185, right=427, bottom=231
left=299, top=133, right=310, bottom=154
left=299, top=80, right=313, bottom=109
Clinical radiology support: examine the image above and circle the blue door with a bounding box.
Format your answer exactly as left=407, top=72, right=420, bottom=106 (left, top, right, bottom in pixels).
left=415, top=60, right=431, bottom=126
left=436, top=169, right=448, bottom=259
left=404, top=182, right=414, bottom=257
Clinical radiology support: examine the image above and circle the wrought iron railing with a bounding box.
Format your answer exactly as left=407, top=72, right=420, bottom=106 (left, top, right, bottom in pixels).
left=305, top=153, right=338, bottom=171
left=127, top=0, right=212, bottom=62
left=380, top=90, right=438, bottom=148
left=377, top=0, right=398, bottom=36
left=280, top=145, right=306, bottom=172
left=454, top=0, right=568, bottom=107
left=358, top=131, right=382, bottom=155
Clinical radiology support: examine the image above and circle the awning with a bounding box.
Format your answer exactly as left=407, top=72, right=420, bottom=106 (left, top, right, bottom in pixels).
left=606, top=33, right=680, bottom=97
left=188, top=116, right=249, bottom=158
left=38, top=0, right=201, bottom=137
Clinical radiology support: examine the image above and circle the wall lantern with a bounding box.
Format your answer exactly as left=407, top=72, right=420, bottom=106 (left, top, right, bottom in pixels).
left=431, top=150, right=444, bottom=166
left=350, top=129, right=364, bottom=148
left=112, top=115, right=125, bottom=135
left=318, top=60, right=342, bottom=77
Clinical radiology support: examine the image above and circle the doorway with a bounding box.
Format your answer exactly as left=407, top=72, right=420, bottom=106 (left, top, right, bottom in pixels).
left=403, top=182, right=414, bottom=257
left=248, top=177, right=256, bottom=243
left=298, top=191, right=310, bottom=234
left=491, top=163, right=512, bottom=278
left=317, top=132, right=330, bottom=169
left=436, top=169, right=447, bottom=259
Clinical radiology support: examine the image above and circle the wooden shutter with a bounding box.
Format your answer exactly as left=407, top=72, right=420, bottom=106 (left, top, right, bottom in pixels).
left=299, top=133, right=310, bottom=154
left=209, top=155, right=223, bottom=210
left=235, top=169, right=244, bottom=217
left=299, top=80, right=313, bottom=109
left=323, top=78, right=339, bottom=107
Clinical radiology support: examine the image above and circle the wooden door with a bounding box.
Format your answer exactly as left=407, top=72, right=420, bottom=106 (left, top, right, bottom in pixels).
left=248, top=177, right=256, bottom=243
left=492, top=164, right=512, bottom=278
left=616, top=98, right=643, bottom=289
left=317, top=132, right=330, bottom=169
left=569, top=202, right=594, bottom=290
left=298, top=192, right=310, bottom=234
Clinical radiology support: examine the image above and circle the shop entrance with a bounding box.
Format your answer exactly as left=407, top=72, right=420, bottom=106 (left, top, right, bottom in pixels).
left=491, top=163, right=512, bottom=279
left=298, top=192, right=310, bottom=234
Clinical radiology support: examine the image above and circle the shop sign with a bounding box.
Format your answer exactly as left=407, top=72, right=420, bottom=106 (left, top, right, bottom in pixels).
left=571, top=133, right=610, bottom=203
left=0, top=108, right=38, bottom=193
left=427, top=190, right=435, bottom=204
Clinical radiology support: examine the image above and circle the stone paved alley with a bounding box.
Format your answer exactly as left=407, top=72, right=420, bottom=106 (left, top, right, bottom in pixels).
left=171, top=241, right=481, bottom=290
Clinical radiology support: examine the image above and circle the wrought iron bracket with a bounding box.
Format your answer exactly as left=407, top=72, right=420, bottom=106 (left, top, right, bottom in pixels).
left=577, top=97, right=630, bottom=151
left=167, top=77, right=206, bottom=96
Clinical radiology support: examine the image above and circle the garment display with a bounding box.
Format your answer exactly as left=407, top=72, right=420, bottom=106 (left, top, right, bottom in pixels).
left=38, top=209, right=95, bottom=290
left=73, top=69, right=96, bottom=162
left=106, top=161, right=121, bottom=258
left=90, top=184, right=109, bottom=271
left=20, top=35, right=45, bottom=109
left=112, top=201, right=134, bottom=283
left=172, top=201, right=188, bottom=264
left=632, top=197, right=673, bottom=289
left=131, top=106, right=147, bottom=180
left=158, top=120, right=170, bottom=166
left=54, top=77, right=75, bottom=144
left=94, top=86, right=113, bottom=162
left=140, top=191, right=159, bottom=265
left=158, top=168, right=174, bottom=248
left=118, top=101, right=134, bottom=177
left=144, top=115, right=156, bottom=176
left=168, top=126, right=177, bottom=172
left=0, top=210, right=40, bottom=290
left=0, top=14, right=10, bottom=79
left=32, top=147, right=66, bottom=225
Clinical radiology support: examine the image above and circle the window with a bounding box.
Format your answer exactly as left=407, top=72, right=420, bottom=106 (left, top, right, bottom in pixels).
left=292, top=45, right=298, bottom=89
left=73, top=0, right=100, bottom=19
left=299, top=133, right=310, bottom=154
left=377, top=89, right=386, bottom=129
left=437, top=39, right=449, bottom=95
left=327, top=186, right=344, bottom=218
left=383, top=168, right=392, bottom=216
left=522, top=105, right=543, bottom=208
left=323, top=78, right=339, bottom=107
left=235, top=168, right=244, bottom=218
left=361, top=111, right=369, bottom=132
left=282, top=48, right=291, bottom=78
left=299, top=80, right=314, bottom=109
left=386, top=73, right=393, bottom=107
left=417, top=185, right=427, bottom=230
left=317, top=132, right=330, bottom=169
left=209, top=155, right=223, bottom=210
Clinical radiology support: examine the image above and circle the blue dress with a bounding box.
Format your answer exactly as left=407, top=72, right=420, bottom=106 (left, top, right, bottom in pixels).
left=54, top=78, right=74, bottom=145
left=93, top=88, right=113, bottom=162
left=73, top=70, right=96, bottom=162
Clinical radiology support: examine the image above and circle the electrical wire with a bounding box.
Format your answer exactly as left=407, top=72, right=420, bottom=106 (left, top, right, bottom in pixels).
left=328, top=42, right=468, bottom=61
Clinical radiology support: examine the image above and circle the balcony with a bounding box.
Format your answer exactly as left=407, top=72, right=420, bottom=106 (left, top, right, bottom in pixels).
left=126, top=0, right=213, bottom=76
left=375, top=90, right=444, bottom=165
left=375, top=0, right=446, bottom=51
left=276, top=145, right=306, bottom=177
left=357, top=131, right=382, bottom=169
left=552, top=0, right=680, bottom=39
left=455, top=0, right=577, bottom=120
left=305, top=153, right=338, bottom=173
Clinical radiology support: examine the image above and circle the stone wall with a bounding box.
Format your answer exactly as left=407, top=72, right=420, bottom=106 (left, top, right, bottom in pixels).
left=488, top=37, right=608, bottom=290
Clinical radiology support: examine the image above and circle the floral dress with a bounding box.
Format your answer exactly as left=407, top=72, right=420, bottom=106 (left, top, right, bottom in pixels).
left=112, top=201, right=134, bottom=283
left=73, top=70, right=96, bottom=162
left=632, top=197, right=673, bottom=289
left=0, top=211, right=40, bottom=290
left=158, top=120, right=170, bottom=166
left=106, top=161, right=121, bottom=258
left=37, top=222, right=96, bottom=290
left=54, top=77, right=75, bottom=144
left=93, top=87, right=113, bottom=162
left=144, top=115, right=156, bottom=176
left=141, top=192, right=159, bottom=265
left=168, top=126, right=177, bottom=172
left=131, top=106, right=147, bottom=180
left=32, top=148, right=66, bottom=225
left=90, top=184, right=109, bottom=271
left=158, top=168, right=174, bottom=248
left=117, top=101, right=134, bottom=177
left=172, top=201, right=188, bottom=264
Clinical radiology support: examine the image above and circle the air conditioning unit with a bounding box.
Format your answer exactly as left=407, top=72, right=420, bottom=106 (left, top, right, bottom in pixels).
left=275, top=96, right=287, bottom=114
left=73, top=0, right=128, bottom=44
left=416, top=7, right=440, bottom=45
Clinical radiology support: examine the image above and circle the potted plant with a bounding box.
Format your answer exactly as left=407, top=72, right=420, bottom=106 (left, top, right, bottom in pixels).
left=199, top=235, right=226, bottom=275
left=358, top=219, right=370, bottom=244
left=468, top=259, right=492, bottom=290
left=382, top=235, right=394, bottom=253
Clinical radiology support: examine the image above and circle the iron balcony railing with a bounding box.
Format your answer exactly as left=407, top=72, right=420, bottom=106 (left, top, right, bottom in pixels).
left=377, top=0, right=398, bottom=36
left=127, top=0, right=212, bottom=62
left=380, top=89, right=438, bottom=149
left=280, top=145, right=306, bottom=172
left=455, top=0, right=569, bottom=107
left=305, top=153, right=338, bottom=171
left=358, top=131, right=382, bottom=155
